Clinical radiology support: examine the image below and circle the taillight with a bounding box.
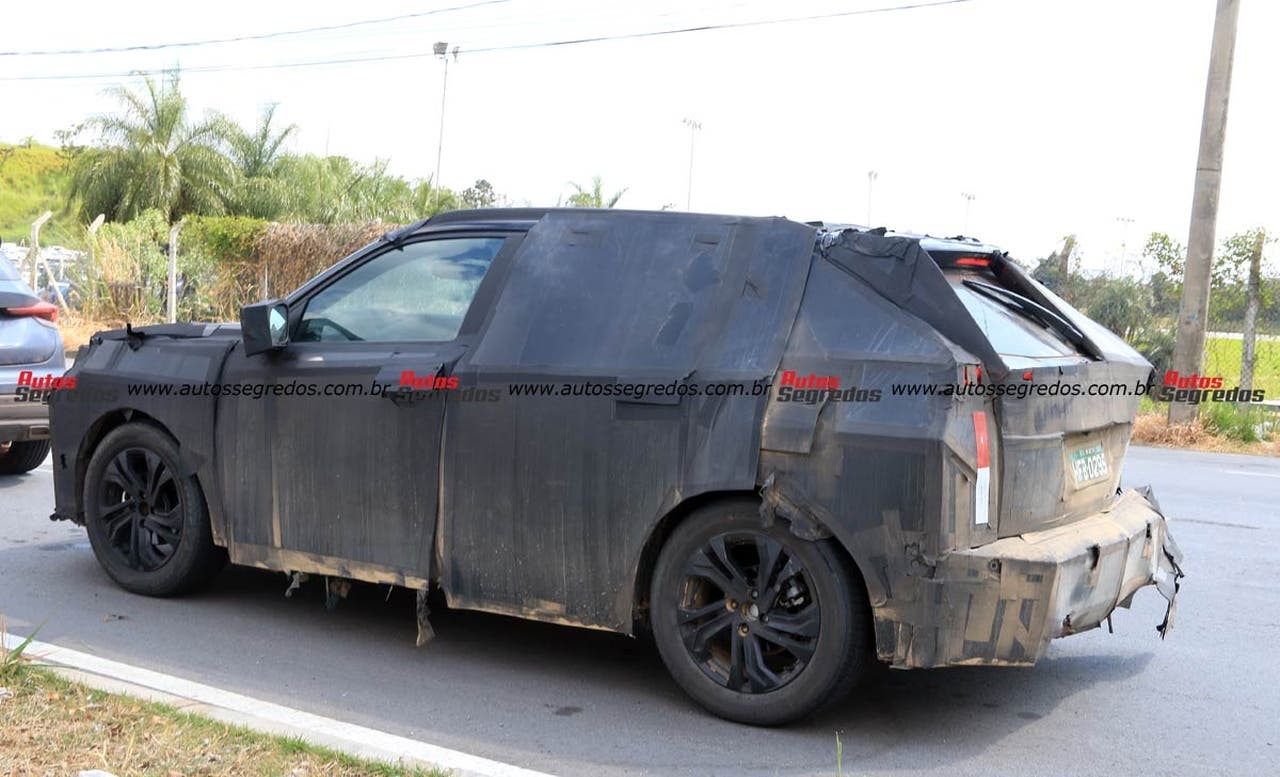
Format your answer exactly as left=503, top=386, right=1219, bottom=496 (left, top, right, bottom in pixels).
left=4, top=301, right=58, bottom=323
left=953, top=256, right=991, bottom=268
left=972, top=411, right=991, bottom=526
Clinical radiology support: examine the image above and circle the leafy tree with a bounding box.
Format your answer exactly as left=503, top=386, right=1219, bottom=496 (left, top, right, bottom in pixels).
left=461, top=179, right=498, bottom=209
left=68, top=71, right=234, bottom=222
left=224, top=103, right=296, bottom=219
left=567, top=176, right=626, bottom=208
left=1084, top=277, right=1151, bottom=340
left=1142, top=232, right=1185, bottom=281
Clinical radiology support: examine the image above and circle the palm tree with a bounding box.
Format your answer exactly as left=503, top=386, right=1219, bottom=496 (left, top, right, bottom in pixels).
left=69, top=71, right=234, bottom=222
left=567, top=176, right=627, bottom=208
left=225, top=103, right=296, bottom=219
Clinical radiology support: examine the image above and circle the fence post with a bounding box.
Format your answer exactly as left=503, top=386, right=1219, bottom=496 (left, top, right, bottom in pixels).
left=1239, top=229, right=1264, bottom=391
left=167, top=220, right=184, bottom=323
left=27, top=211, right=52, bottom=288
left=84, top=214, right=105, bottom=314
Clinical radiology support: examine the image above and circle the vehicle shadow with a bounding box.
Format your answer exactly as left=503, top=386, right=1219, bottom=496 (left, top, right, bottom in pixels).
left=176, top=563, right=1154, bottom=774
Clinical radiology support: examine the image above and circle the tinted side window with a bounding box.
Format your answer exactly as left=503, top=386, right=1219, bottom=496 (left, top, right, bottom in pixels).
left=298, top=237, right=503, bottom=342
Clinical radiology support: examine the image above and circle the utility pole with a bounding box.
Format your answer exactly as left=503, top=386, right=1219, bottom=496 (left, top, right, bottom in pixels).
left=432, top=42, right=456, bottom=213
left=961, top=192, right=976, bottom=234
left=683, top=118, right=701, bottom=211
left=1169, top=0, right=1240, bottom=425
left=866, top=170, right=878, bottom=226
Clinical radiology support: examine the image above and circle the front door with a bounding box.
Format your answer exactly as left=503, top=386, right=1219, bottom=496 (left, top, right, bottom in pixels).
left=215, top=233, right=515, bottom=581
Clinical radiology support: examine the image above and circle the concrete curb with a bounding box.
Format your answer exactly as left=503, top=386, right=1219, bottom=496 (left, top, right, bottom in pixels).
left=2, top=633, right=557, bottom=777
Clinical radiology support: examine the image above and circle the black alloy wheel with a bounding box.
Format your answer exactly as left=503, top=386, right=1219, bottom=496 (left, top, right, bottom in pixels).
left=677, top=531, right=821, bottom=693
left=650, top=498, right=872, bottom=726
left=84, top=422, right=225, bottom=596
left=94, top=446, right=184, bottom=572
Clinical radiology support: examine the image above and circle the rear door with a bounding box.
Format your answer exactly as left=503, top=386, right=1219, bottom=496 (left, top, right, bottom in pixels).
left=215, top=233, right=518, bottom=580
left=942, top=260, right=1151, bottom=537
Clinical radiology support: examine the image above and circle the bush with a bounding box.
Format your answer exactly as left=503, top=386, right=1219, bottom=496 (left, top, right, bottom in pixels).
left=83, top=209, right=170, bottom=320
left=1201, top=401, right=1270, bottom=443
left=1131, top=327, right=1176, bottom=379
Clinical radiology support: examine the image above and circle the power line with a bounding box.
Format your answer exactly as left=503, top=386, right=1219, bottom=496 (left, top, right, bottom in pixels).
left=1, top=0, right=977, bottom=83
left=0, top=0, right=510, bottom=57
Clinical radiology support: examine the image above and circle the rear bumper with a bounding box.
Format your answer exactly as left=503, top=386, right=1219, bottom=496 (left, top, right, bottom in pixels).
left=885, top=487, right=1183, bottom=668
left=0, top=393, right=51, bottom=441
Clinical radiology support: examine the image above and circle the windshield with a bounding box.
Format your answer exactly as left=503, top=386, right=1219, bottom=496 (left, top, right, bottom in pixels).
left=947, top=273, right=1080, bottom=358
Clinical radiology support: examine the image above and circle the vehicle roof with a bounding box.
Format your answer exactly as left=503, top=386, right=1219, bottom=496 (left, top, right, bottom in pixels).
left=415, top=209, right=1008, bottom=256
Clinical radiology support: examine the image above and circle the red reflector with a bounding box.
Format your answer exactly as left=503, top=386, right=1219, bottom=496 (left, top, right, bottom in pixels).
left=954, top=257, right=991, bottom=267
left=972, top=411, right=990, bottom=468
left=4, top=301, right=58, bottom=323
left=1022, top=370, right=1034, bottom=381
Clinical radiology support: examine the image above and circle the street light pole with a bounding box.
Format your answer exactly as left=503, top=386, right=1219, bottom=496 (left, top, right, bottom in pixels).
left=682, top=118, right=701, bottom=211
left=1115, top=216, right=1134, bottom=275
left=866, top=170, right=878, bottom=226
left=432, top=42, right=453, bottom=212
left=961, top=192, right=976, bottom=234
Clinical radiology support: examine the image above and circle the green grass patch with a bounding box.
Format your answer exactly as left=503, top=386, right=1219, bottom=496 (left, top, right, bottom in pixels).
left=1203, top=336, right=1280, bottom=396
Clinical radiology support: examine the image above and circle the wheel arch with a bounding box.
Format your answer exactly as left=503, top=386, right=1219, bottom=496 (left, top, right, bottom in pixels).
left=630, top=490, right=877, bottom=633
left=74, top=409, right=203, bottom=519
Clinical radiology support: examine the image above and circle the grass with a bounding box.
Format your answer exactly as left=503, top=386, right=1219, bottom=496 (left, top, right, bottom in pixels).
left=0, top=622, right=449, bottom=777
left=1203, top=336, right=1280, bottom=396
left=0, top=141, right=81, bottom=248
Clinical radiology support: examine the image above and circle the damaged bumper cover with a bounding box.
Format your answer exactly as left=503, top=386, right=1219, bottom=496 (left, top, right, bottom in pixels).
left=885, top=487, right=1184, bottom=668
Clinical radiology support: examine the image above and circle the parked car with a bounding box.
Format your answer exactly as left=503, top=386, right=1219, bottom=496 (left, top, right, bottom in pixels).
left=0, top=240, right=65, bottom=473
left=39, top=280, right=81, bottom=309
left=48, top=209, right=1183, bottom=725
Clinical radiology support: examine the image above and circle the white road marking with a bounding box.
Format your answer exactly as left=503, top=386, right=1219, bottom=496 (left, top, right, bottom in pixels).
left=2, top=633, right=558, bottom=777
left=1222, top=469, right=1280, bottom=479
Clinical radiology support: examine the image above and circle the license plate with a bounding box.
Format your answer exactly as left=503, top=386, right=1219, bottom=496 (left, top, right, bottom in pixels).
left=1070, top=442, right=1108, bottom=485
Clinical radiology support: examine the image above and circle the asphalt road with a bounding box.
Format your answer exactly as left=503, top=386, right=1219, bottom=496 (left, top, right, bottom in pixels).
left=1, top=445, right=1276, bottom=776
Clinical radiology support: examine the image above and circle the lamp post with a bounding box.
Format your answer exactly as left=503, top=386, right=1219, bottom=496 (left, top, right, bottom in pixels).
left=866, top=170, right=878, bottom=226
left=961, top=192, right=976, bottom=234
left=432, top=41, right=453, bottom=212
left=1115, top=216, right=1135, bottom=276
left=682, top=118, right=702, bottom=211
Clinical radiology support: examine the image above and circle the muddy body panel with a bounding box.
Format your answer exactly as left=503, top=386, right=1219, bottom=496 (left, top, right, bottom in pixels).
left=48, top=210, right=1183, bottom=665
left=890, top=488, right=1182, bottom=668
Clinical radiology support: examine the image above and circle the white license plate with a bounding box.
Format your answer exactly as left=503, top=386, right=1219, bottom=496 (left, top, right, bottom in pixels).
left=1070, top=442, right=1108, bottom=485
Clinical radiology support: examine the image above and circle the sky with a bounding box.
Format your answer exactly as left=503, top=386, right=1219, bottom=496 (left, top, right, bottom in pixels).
left=1, top=0, right=1276, bottom=273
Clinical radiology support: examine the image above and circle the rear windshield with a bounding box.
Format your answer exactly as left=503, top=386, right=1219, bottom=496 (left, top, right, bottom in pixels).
left=947, top=273, right=1079, bottom=358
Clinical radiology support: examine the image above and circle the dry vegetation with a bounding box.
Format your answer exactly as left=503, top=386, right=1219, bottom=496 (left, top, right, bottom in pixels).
left=1131, top=411, right=1279, bottom=455
left=0, top=622, right=446, bottom=777
left=226, top=222, right=388, bottom=316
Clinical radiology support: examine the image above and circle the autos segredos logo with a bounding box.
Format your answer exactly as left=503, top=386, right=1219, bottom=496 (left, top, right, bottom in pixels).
left=398, top=370, right=460, bottom=391
left=13, top=370, right=76, bottom=403
left=1157, top=370, right=1265, bottom=404
left=775, top=370, right=881, bottom=404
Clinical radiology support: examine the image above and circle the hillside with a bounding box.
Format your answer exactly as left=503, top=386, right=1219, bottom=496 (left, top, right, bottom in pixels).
left=0, top=141, right=80, bottom=248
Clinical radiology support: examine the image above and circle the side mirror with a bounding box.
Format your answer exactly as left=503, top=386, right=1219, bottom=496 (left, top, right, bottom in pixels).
left=241, top=300, right=290, bottom=356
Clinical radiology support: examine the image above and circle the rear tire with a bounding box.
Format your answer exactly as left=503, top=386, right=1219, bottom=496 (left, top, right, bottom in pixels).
left=650, top=498, right=872, bottom=725
left=0, top=439, right=51, bottom=474
left=84, top=422, right=225, bottom=596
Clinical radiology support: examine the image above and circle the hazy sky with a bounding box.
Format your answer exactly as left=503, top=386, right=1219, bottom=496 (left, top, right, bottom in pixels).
left=2, top=0, right=1276, bottom=272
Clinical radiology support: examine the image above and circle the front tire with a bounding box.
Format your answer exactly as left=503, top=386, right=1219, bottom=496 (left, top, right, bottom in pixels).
left=650, top=499, right=872, bottom=725
left=0, top=439, right=51, bottom=474
left=84, top=422, right=225, bottom=596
